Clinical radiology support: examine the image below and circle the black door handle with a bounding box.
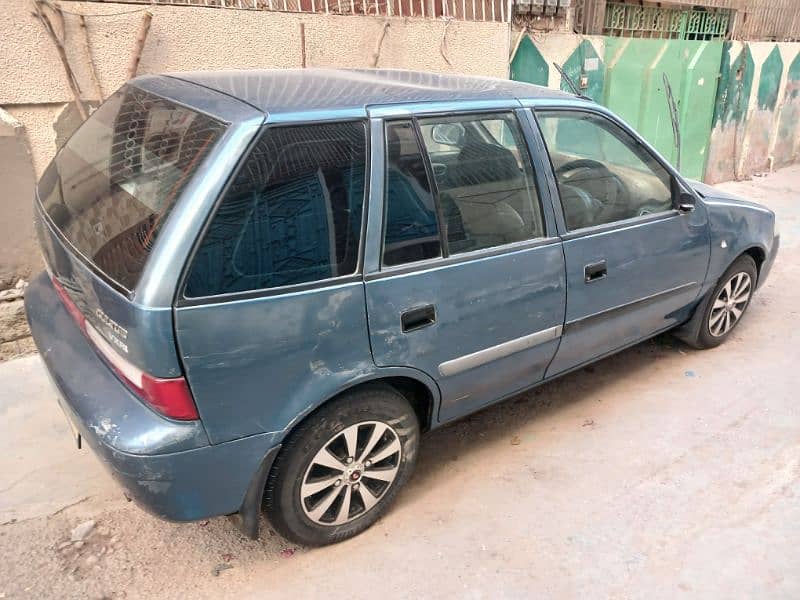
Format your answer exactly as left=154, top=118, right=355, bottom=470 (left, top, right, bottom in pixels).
left=401, top=305, right=436, bottom=332
left=584, top=260, right=607, bottom=282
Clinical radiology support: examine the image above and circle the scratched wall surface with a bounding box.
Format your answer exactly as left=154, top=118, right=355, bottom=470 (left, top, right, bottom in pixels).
left=773, top=53, right=800, bottom=168
left=705, top=42, right=755, bottom=184
left=706, top=42, right=800, bottom=183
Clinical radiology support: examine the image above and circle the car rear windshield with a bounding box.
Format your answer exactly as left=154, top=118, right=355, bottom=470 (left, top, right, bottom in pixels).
left=38, top=85, right=227, bottom=291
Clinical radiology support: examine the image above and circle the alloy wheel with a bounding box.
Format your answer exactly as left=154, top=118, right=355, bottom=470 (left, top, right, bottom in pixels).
left=708, top=272, right=752, bottom=337
left=300, top=421, right=402, bottom=526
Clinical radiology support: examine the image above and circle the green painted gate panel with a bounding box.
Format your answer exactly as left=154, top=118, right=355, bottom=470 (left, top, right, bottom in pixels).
left=705, top=43, right=755, bottom=183
left=603, top=38, right=724, bottom=180
left=510, top=36, right=549, bottom=87
left=712, top=43, right=755, bottom=128
left=757, top=46, right=784, bottom=111
left=560, top=40, right=605, bottom=102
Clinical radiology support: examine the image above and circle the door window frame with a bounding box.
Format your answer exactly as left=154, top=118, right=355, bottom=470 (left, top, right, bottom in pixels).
left=364, top=106, right=561, bottom=280
left=530, top=105, right=697, bottom=240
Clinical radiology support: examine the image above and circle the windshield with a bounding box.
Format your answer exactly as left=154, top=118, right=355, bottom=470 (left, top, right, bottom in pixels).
left=38, top=85, right=227, bottom=291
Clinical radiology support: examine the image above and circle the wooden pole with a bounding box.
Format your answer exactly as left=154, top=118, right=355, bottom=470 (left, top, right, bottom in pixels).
left=127, top=10, right=153, bottom=81
left=32, top=0, right=87, bottom=120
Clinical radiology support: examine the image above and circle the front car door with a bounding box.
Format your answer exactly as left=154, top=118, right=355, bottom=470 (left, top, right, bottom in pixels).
left=533, top=107, right=711, bottom=376
left=364, top=106, right=566, bottom=423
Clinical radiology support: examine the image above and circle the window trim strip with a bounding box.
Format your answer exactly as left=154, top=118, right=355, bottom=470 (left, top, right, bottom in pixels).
left=364, top=236, right=562, bottom=281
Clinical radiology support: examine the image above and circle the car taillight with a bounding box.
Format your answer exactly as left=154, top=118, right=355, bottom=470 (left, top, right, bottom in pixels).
left=52, top=276, right=199, bottom=421
left=52, top=277, right=86, bottom=331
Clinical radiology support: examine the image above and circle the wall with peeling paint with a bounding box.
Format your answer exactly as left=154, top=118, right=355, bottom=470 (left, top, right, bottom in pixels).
left=510, top=34, right=800, bottom=185
left=0, top=1, right=510, bottom=280
left=706, top=41, right=800, bottom=183
left=773, top=53, right=800, bottom=168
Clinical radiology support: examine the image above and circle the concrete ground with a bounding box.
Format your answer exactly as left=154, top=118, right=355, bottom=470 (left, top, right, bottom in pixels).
left=1, top=166, right=798, bottom=599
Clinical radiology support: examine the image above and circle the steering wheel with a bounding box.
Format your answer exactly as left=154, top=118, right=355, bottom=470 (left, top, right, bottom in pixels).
left=555, top=159, right=629, bottom=216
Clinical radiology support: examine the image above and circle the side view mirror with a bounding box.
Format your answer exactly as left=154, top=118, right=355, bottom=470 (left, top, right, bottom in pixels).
left=678, top=191, right=696, bottom=212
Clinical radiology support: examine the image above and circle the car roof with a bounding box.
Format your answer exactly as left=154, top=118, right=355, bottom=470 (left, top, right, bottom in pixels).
left=165, top=68, right=577, bottom=119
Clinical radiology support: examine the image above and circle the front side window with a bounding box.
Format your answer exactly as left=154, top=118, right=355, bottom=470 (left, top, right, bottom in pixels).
left=185, top=121, right=367, bottom=297
left=537, top=111, right=674, bottom=232
left=418, top=112, right=544, bottom=255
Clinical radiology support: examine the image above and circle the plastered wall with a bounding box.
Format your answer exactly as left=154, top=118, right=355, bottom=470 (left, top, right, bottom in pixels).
left=0, top=0, right=511, bottom=279
left=705, top=41, right=800, bottom=184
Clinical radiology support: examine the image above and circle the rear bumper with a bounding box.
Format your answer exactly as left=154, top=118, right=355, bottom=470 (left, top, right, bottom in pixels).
left=25, top=273, right=279, bottom=522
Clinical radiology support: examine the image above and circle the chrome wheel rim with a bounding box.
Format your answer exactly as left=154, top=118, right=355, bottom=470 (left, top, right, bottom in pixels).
left=709, top=272, right=752, bottom=337
left=300, top=421, right=402, bottom=526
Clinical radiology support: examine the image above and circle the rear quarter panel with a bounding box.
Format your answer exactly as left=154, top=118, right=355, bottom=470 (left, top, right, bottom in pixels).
left=175, top=283, right=433, bottom=444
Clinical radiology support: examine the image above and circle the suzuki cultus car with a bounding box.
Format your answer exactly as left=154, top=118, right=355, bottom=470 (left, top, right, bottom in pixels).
left=26, top=69, right=779, bottom=546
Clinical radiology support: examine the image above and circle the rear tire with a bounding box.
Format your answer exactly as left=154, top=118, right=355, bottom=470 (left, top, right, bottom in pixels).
left=264, top=384, right=419, bottom=546
left=675, top=255, right=757, bottom=349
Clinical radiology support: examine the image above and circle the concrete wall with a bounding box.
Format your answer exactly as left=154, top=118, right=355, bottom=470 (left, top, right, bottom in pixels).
left=0, top=109, right=37, bottom=287
left=0, top=0, right=511, bottom=281
left=705, top=41, right=800, bottom=183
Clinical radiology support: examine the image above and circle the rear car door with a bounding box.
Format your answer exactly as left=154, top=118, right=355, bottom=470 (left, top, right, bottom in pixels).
left=534, top=109, right=710, bottom=376
left=364, top=108, right=566, bottom=423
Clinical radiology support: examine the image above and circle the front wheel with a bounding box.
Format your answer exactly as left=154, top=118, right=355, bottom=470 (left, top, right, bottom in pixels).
left=264, top=384, right=419, bottom=546
left=677, top=254, right=757, bottom=349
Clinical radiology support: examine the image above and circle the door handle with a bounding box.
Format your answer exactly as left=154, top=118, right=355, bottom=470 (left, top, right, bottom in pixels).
left=584, top=260, right=607, bottom=283
left=401, top=305, right=436, bottom=332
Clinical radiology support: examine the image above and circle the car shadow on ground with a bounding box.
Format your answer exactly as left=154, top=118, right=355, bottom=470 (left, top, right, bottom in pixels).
left=397, top=332, right=695, bottom=505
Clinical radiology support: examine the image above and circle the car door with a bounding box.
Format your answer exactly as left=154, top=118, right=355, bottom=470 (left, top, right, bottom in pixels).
left=534, top=108, right=711, bottom=376
left=364, top=108, right=566, bottom=423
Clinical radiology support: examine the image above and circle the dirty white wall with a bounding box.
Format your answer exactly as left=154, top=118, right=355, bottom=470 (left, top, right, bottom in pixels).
left=0, top=0, right=512, bottom=281
left=2, top=2, right=511, bottom=176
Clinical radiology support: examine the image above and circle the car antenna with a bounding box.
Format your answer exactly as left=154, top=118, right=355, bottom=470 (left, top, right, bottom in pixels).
left=553, top=63, right=593, bottom=101
left=662, top=72, right=682, bottom=172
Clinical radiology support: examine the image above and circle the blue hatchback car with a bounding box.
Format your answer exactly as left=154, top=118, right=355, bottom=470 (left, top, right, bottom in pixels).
left=26, top=69, right=779, bottom=546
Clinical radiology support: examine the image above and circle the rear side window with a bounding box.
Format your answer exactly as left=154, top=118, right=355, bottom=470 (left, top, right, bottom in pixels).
left=383, top=121, right=442, bottom=266
left=185, top=121, right=367, bottom=297
left=38, top=85, right=226, bottom=291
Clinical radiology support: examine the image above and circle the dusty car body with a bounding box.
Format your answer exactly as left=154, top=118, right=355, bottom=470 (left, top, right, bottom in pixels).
left=26, top=69, right=779, bottom=545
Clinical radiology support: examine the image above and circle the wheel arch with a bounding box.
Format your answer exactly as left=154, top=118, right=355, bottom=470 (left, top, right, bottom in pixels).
left=237, top=367, right=439, bottom=540
left=741, top=245, right=766, bottom=283
left=290, top=368, right=441, bottom=436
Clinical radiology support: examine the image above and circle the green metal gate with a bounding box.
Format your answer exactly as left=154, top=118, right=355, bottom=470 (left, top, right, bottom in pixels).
left=603, top=38, right=724, bottom=180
